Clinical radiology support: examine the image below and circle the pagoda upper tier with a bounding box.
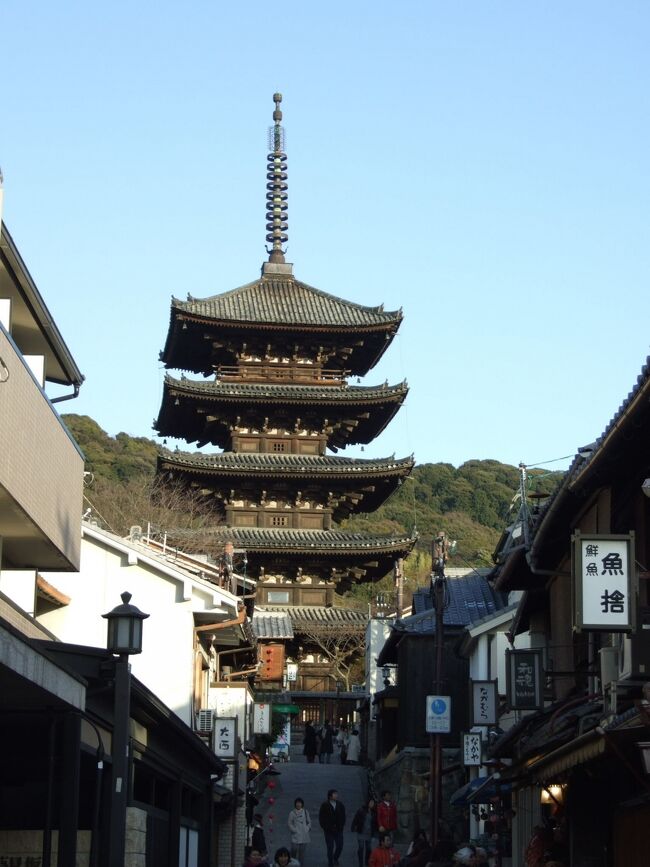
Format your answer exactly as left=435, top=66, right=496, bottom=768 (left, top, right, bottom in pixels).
left=156, top=375, right=408, bottom=450
left=160, top=264, right=403, bottom=377
left=158, top=449, right=415, bottom=522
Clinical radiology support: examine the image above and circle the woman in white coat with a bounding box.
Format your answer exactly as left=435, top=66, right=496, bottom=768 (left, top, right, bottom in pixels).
left=347, top=729, right=361, bottom=764
left=287, top=796, right=311, bottom=865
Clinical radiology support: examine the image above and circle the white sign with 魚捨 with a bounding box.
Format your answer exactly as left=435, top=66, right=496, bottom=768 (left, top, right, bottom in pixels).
left=580, top=538, right=631, bottom=630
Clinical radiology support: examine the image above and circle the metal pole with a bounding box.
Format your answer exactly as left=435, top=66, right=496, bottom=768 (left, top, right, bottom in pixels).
left=431, top=576, right=445, bottom=849
left=108, top=655, right=131, bottom=867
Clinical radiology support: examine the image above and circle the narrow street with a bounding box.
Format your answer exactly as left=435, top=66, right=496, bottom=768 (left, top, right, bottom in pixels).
left=255, top=747, right=369, bottom=867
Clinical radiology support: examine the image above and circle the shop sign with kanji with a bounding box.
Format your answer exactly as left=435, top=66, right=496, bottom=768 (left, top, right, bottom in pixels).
left=253, top=702, right=271, bottom=734
left=469, top=680, right=498, bottom=726
left=214, top=717, right=237, bottom=759
left=572, top=532, right=636, bottom=632
left=462, top=732, right=483, bottom=766
left=506, top=649, right=544, bottom=710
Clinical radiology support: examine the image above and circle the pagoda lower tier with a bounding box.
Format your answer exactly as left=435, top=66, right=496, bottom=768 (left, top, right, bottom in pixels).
left=156, top=376, right=408, bottom=450
left=168, top=525, right=416, bottom=591
left=157, top=450, right=414, bottom=523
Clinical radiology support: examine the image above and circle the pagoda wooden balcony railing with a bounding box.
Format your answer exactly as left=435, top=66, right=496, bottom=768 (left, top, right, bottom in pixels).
left=215, top=364, right=349, bottom=385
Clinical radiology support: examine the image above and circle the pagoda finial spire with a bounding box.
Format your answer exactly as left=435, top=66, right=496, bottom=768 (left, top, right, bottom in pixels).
left=266, top=92, right=288, bottom=264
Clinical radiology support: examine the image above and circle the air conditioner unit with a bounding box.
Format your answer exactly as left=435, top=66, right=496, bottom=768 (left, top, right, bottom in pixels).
left=196, top=709, right=214, bottom=733
left=617, top=607, right=650, bottom=682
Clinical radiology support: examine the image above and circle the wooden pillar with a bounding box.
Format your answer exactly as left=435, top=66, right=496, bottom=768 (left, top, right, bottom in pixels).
left=58, top=711, right=81, bottom=867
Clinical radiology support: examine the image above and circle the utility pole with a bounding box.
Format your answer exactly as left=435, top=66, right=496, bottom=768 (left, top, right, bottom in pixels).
left=430, top=533, right=450, bottom=849
left=394, top=558, right=404, bottom=619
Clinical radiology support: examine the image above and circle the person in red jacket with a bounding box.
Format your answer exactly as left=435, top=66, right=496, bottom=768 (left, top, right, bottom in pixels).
left=368, top=834, right=401, bottom=867
left=376, top=791, right=397, bottom=834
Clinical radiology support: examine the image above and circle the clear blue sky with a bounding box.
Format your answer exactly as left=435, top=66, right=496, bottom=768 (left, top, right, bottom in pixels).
left=3, top=1, right=650, bottom=471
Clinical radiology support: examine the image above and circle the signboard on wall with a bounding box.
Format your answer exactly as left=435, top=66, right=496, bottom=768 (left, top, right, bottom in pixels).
left=253, top=702, right=271, bottom=734
left=469, top=680, right=498, bottom=726
left=214, top=717, right=237, bottom=759
left=506, top=649, right=544, bottom=711
left=462, top=732, right=482, bottom=766
left=572, top=532, right=636, bottom=632
left=425, top=695, right=451, bottom=733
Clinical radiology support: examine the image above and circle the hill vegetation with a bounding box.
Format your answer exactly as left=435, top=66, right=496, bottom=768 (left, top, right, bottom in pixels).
left=64, top=414, right=562, bottom=600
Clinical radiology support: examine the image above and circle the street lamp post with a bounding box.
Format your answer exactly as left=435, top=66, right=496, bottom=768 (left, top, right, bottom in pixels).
left=102, top=592, right=149, bottom=867
left=430, top=533, right=451, bottom=849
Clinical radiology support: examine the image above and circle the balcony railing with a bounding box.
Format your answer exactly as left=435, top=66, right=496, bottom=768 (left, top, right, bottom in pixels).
left=0, top=326, right=83, bottom=570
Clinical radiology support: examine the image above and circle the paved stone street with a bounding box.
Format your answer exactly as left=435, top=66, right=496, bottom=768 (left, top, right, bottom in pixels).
left=255, top=747, right=369, bottom=867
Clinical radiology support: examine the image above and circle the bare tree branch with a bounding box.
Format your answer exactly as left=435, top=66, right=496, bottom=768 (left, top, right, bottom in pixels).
left=297, top=624, right=366, bottom=691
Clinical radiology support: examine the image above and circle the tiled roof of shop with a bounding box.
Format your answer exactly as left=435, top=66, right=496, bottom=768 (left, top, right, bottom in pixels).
left=252, top=611, right=294, bottom=639
left=173, top=276, right=402, bottom=328
left=164, top=376, right=408, bottom=403
left=265, top=604, right=368, bottom=627
left=158, top=450, right=414, bottom=477
left=398, top=575, right=507, bottom=631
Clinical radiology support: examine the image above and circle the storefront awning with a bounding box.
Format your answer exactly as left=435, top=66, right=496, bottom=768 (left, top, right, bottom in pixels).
left=450, top=774, right=512, bottom=806
left=523, top=730, right=605, bottom=780
left=273, top=703, right=300, bottom=714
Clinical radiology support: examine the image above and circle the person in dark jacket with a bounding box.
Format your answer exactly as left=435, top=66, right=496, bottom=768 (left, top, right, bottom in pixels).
left=252, top=814, right=267, bottom=857
left=351, top=797, right=377, bottom=866
left=319, top=721, right=335, bottom=764
left=303, top=720, right=318, bottom=763
left=319, top=788, right=346, bottom=867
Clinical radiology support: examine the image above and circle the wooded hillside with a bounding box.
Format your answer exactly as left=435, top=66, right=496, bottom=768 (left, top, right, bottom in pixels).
left=64, top=414, right=561, bottom=594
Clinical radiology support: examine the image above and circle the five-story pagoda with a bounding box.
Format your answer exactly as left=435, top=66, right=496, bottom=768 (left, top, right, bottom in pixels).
left=155, top=96, right=415, bottom=689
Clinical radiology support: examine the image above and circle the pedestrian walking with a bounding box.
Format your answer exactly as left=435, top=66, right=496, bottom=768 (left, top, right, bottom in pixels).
left=318, top=788, right=346, bottom=867
left=346, top=728, right=361, bottom=764
left=303, top=721, right=317, bottom=764
left=337, top=724, right=349, bottom=764
left=368, top=833, right=401, bottom=867
left=376, top=791, right=397, bottom=835
left=272, top=846, right=301, bottom=867
left=402, top=829, right=434, bottom=866
left=351, top=797, right=377, bottom=867
left=319, top=721, right=335, bottom=764
left=252, top=814, right=268, bottom=858
left=287, top=797, right=311, bottom=865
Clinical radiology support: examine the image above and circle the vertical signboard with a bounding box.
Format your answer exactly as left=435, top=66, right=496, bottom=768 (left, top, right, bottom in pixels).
left=425, top=695, right=451, bottom=734
left=462, top=732, right=482, bottom=766
left=469, top=680, right=498, bottom=726
left=253, top=702, right=271, bottom=735
left=506, top=649, right=544, bottom=711
left=214, top=717, right=237, bottom=759
left=573, top=532, right=636, bottom=632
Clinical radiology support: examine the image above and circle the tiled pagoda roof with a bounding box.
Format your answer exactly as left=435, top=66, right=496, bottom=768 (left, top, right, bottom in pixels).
left=158, top=450, right=414, bottom=478
left=163, top=376, right=408, bottom=403
left=172, top=525, right=416, bottom=556
left=173, top=274, right=402, bottom=329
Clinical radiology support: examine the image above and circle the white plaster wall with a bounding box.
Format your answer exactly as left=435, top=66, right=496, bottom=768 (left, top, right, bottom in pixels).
left=365, top=619, right=392, bottom=696
left=0, top=569, right=36, bottom=615
left=39, top=536, right=198, bottom=724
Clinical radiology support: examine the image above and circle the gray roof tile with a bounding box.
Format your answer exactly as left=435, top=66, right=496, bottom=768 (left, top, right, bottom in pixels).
left=252, top=611, right=294, bottom=639
left=159, top=450, right=414, bottom=477
left=174, top=276, right=402, bottom=329
left=164, top=376, right=408, bottom=403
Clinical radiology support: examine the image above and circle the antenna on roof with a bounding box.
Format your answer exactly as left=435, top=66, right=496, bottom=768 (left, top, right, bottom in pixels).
left=265, top=93, right=288, bottom=263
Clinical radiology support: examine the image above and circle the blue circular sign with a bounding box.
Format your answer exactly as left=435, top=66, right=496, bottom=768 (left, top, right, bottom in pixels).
left=431, top=698, right=447, bottom=715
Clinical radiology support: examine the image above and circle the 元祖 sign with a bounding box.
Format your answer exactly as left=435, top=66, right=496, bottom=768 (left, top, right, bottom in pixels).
left=572, top=532, right=636, bottom=632
left=462, top=732, right=482, bottom=766
left=506, top=649, right=544, bottom=711
left=470, top=680, right=498, bottom=726
left=253, top=702, right=271, bottom=734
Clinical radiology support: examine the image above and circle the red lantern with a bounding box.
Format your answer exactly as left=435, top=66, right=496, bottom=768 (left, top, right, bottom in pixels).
left=269, top=814, right=274, bottom=820
left=268, top=797, right=275, bottom=805
left=267, top=781, right=276, bottom=789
